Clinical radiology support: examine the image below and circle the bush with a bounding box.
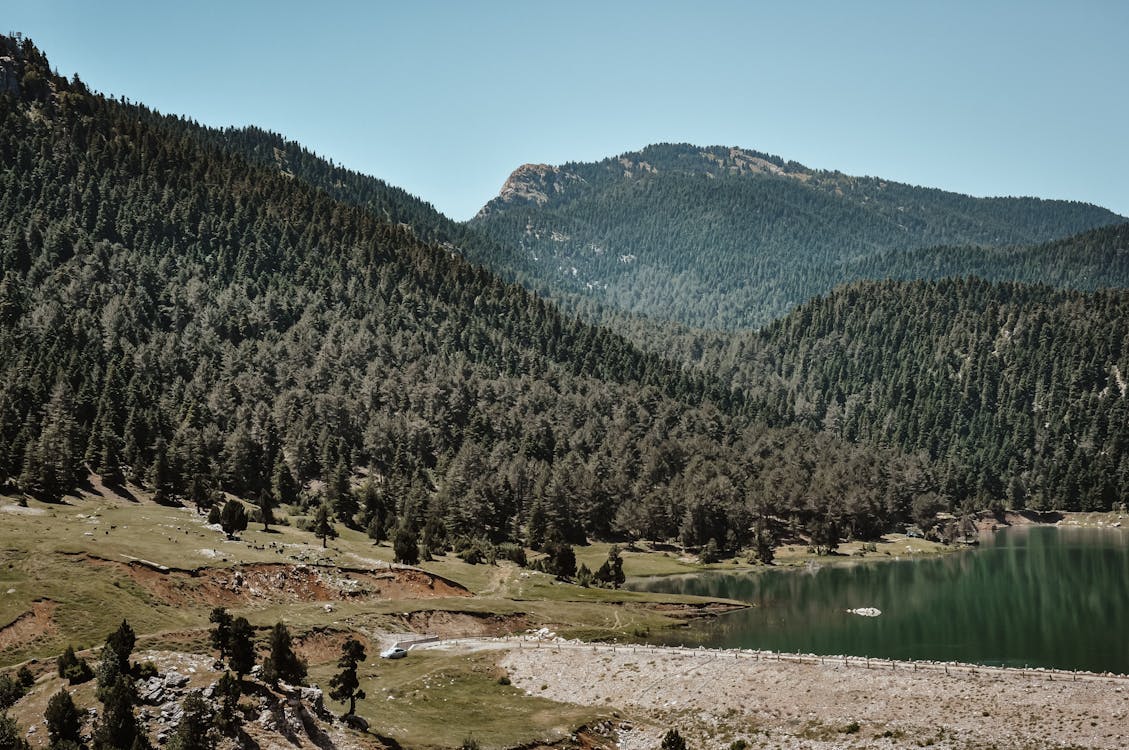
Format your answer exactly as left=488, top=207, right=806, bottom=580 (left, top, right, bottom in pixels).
left=497, top=544, right=528, bottom=567
left=541, top=541, right=576, bottom=579
left=699, top=538, right=722, bottom=563
left=456, top=538, right=488, bottom=565
left=661, top=729, right=687, bottom=750
left=56, top=646, right=93, bottom=685
left=136, top=661, right=159, bottom=680
left=0, top=674, right=26, bottom=710
left=393, top=526, right=420, bottom=565
left=44, top=689, right=82, bottom=747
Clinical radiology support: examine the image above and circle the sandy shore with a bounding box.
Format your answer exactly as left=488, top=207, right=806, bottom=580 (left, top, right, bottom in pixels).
left=482, top=641, right=1129, bottom=749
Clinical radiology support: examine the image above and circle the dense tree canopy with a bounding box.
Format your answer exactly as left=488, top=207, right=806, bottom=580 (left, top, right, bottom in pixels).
left=3, top=33, right=1124, bottom=566
left=0, top=36, right=948, bottom=556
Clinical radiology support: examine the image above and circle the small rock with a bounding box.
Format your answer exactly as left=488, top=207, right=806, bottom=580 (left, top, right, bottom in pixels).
left=163, top=671, right=190, bottom=688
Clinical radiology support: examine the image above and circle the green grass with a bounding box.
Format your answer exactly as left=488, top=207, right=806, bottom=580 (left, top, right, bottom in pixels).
left=0, top=491, right=739, bottom=669
left=313, top=650, right=604, bottom=749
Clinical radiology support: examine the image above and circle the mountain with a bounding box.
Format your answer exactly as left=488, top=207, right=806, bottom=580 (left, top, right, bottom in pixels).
left=0, top=35, right=939, bottom=553
left=469, top=143, right=1126, bottom=329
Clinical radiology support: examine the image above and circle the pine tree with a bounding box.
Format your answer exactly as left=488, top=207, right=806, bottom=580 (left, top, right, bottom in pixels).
left=661, top=729, right=688, bottom=750
left=167, top=691, right=214, bottom=750
left=327, top=638, right=367, bottom=716
left=256, top=493, right=275, bottom=531
left=0, top=712, right=30, bottom=750
left=606, top=544, right=625, bottom=588
left=209, top=607, right=232, bottom=662
left=57, top=645, right=93, bottom=684
left=271, top=456, right=299, bottom=507
left=393, top=524, right=419, bottom=565
left=227, top=618, right=255, bottom=681
left=105, top=620, right=136, bottom=675
left=212, top=672, right=241, bottom=737
left=148, top=437, right=173, bottom=504
left=312, top=503, right=335, bottom=548
left=219, top=500, right=248, bottom=539
left=44, top=688, right=82, bottom=747
left=94, top=675, right=140, bottom=750
left=261, top=623, right=306, bottom=687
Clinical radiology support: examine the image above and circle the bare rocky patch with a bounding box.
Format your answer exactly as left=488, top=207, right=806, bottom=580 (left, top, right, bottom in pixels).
left=85, top=557, right=470, bottom=607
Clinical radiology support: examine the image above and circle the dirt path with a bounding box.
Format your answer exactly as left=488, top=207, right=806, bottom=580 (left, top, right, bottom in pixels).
left=421, top=638, right=1129, bottom=749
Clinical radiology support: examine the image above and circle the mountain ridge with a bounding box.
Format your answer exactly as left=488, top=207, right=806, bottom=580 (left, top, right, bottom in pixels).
left=479, top=141, right=1123, bottom=221
left=470, top=142, right=1125, bottom=329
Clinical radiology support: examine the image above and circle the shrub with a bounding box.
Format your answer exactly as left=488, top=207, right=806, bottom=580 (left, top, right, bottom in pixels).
left=0, top=674, right=25, bottom=710
left=699, top=538, right=722, bottom=564
left=661, top=729, right=687, bottom=750
left=497, top=544, right=528, bottom=567
left=56, top=646, right=93, bottom=685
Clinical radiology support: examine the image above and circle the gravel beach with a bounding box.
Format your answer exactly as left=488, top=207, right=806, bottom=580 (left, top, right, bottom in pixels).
left=492, top=641, right=1129, bottom=749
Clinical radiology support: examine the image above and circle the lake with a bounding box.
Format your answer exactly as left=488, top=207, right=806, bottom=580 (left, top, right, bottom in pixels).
left=630, top=526, right=1129, bottom=674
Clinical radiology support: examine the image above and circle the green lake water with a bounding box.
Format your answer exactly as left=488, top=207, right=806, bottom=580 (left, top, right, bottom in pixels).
left=630, top=526, right=1129, bottom=674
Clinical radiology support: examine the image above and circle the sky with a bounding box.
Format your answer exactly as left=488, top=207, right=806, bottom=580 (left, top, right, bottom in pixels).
left=6, top=1, right=1128, bottom=220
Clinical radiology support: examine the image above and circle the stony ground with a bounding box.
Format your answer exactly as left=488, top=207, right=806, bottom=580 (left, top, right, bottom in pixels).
left=481, top=640, right=1129, bottom=750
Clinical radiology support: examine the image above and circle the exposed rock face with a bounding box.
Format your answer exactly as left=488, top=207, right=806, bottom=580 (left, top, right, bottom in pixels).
left=477, top=163, right=585, bottom=217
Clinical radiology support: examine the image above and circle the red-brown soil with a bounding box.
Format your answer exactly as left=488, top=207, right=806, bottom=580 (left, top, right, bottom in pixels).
left=87, top=557, right=470, bottom=607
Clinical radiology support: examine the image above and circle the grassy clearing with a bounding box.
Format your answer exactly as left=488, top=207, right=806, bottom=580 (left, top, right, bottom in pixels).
left=0, top=491, right=738, bottom=669
left=312, top=649, right=605, bottom=750
left=772, top=534, right=954, bottom=566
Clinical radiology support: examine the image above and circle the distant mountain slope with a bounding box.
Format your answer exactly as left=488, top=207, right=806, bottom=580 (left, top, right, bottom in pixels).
left=187, top=125, right=565, bottom=299
left=850, top=222, right=1129, bottom=287
left=470, top=143, right=1126, bottom=329
left=682, top=278, right=1129, bottom=511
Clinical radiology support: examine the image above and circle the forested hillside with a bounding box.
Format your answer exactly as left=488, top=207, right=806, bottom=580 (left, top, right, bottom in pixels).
left=470, top=144, right=1125, bottom=328
left=654, top=279, right=1129, bottom=512
left=0, top=36, right=942, bottom=554
left=850, top=222, right=1129, bottom=287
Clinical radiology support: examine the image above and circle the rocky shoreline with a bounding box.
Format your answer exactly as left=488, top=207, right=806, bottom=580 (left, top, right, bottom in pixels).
left=489, top=640, right=1129, bottom=749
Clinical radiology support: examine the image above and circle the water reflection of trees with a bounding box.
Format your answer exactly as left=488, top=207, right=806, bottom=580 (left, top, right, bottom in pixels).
left=635, top=528, right=1129, bottom=672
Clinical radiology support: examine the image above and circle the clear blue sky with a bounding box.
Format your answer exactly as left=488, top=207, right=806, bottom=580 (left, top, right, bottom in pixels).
left=7, top=1, right=1128, bottom=220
